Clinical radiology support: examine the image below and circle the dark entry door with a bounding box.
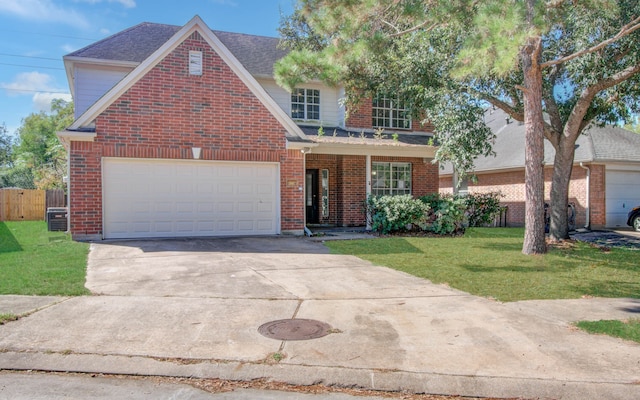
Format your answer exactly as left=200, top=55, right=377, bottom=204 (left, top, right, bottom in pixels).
left=305, top=169, right=319, bottom=223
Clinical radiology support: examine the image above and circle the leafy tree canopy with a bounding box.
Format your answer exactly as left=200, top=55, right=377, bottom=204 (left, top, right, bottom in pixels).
left=276, top=0, right=640, bottom=251
left=9, top=99, right=73, bottom=190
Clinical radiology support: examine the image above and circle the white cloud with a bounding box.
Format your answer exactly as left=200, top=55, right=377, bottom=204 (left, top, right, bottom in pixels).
left=61, top=44, right=78, bottom=53
left=0, top=72, right=70, bottom=112
left=1, top=72, right=55, bottom=95
left=33, top=92, right=73, bottom=113
left=0, top=0, right=89, bottom=28
left=74, top=0, right=136, bottom=8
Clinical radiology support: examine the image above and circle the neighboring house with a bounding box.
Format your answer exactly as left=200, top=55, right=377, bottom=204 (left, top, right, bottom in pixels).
left=58, top=16, right=438, bottom=240
left=440, top=108, right=640, bottom=230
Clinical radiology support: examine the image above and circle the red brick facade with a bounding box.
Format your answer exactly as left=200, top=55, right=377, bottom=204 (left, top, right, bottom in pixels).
left=69, top=31, right=300, bottom=238
left=306, top=155, right=439, bottom=226
left=439, top=163, right=606, bottom=228
left=67, top=29, right=439, bottom=238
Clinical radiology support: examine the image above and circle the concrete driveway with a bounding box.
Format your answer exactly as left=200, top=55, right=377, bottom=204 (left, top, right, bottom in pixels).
left=1, top=236, right=640, bottom=400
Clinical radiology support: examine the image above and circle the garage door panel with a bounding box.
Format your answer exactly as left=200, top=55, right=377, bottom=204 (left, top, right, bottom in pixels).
left=103, top=158, right=279, bottom=239
left=606, top=169, right=640, bottom=228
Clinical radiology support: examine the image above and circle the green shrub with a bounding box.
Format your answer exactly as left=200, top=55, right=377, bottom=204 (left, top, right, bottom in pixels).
left=464, top=192, right=503, bottom=227
left=367, top=195, right=430, bottom=234
left=419, top=194, right=467, bottom=235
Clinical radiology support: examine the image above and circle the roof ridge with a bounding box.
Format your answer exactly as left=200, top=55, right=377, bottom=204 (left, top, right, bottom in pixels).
left=213, top=29, right=279, bottom=40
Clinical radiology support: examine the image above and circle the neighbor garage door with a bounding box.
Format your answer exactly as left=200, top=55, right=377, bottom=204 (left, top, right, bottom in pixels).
left=103, top=158, right=279, bottom=239
left=606, top=168, right=640, bottom=228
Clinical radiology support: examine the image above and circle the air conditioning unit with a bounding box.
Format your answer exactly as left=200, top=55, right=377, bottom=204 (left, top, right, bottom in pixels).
left=47, top=207, right=68, bottom=232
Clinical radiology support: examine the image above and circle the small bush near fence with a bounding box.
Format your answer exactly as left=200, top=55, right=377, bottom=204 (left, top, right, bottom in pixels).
left=367, top=192, right=503, bottom=236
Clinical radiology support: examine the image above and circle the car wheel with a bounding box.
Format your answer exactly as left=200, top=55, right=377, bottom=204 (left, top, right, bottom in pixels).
left=634, top=215, right=640, bottom=232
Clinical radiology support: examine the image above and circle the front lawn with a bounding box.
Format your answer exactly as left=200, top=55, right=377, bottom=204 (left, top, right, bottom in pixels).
left=325, top=228, right=639, bottom=302
left=576, top=319, right=640, bottom=343
left=0, top=221, right=90, bottom=296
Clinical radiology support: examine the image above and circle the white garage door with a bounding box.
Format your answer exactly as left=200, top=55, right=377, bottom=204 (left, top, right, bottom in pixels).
left=103, top=158, right=279, bottom=239
left=606, top=169, right=640, bottom=228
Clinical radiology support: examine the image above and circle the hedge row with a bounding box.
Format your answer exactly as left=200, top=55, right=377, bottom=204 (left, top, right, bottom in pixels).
left=366, top=192, right=503, bottom=235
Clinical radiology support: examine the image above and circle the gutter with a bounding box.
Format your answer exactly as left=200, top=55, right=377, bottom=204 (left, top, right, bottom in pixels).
left=579, top=162, right=590, bottom=229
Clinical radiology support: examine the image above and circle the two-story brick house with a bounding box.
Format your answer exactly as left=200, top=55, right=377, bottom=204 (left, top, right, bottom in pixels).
left=58, top=16, right=438, bottom=240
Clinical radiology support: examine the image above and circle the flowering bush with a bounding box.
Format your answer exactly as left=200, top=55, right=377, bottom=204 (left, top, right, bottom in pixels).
left=366, top=195, right=430, bottom=234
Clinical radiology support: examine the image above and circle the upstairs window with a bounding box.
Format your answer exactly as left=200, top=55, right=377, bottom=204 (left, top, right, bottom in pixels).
left=291, top=88, right=320, bottom=121
left=371, top=162, right=412, bottom=196
left=372, top=94, right=411, bottom=129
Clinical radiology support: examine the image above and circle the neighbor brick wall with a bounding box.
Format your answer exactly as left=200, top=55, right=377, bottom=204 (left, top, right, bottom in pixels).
left=69, top=31, right=299, bottom=238
left=588, top=164, right=606, bottom=228
left=439, top=164, right=604, bottom=228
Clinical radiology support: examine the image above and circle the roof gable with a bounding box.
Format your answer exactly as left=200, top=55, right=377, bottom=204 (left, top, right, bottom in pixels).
left=68, top=15, right=304, bottom=140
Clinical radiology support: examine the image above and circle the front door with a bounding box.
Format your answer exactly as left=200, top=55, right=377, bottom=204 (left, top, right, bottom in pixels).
left=305, top=169, right=319, bottom=224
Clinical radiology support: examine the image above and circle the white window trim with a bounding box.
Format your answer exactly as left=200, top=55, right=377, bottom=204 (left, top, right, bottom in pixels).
left=291, top=88, right=320, bottom=121
left=372, top=94, right=411, bottom=130
left=371, top=162, right=412, bottom=196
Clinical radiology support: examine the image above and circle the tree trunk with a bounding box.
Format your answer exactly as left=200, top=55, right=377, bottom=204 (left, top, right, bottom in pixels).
left=548, top=135, right=576, bottom=241
left=520, top=35, right=547, bottom=255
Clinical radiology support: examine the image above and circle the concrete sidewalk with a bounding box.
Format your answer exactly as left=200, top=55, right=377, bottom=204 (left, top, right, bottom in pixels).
left=1, top=236, right=639, bottom=400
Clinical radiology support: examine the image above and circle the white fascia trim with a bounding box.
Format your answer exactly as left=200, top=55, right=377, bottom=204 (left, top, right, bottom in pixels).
left=56, top=130, right=97, bottom=149
left=69, top=15, right=307, bottom=142
left=310, top=142, right=436, bottom=158
left=63, top=56, right=140, bottom=68
left=286, top=141, right=319, bottom=150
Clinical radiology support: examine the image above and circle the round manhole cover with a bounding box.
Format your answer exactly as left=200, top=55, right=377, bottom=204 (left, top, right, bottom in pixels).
left=258, top=319, right=332, bottom=341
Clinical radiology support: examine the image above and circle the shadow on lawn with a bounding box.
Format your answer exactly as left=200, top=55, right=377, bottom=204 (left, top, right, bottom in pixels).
left=461, top=263, right=549, bottom=273
left=0, top=222, right=22, bottom=253
left=569, top=280, right=640, bottom=300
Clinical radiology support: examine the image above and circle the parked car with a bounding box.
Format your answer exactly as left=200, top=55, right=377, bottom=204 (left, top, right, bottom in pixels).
left=627, top=206, right=640, bottom=232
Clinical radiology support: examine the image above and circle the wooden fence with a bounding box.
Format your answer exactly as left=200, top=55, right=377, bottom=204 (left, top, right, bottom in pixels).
left=0, top=189, right=65, bottom=221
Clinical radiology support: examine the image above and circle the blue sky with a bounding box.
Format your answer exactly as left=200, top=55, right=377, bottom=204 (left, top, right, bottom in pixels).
left=0, top=0, right=294, bottom=136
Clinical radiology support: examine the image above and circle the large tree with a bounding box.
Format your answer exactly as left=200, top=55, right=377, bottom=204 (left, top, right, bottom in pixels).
left=275, top=0, right=640, bottom=254
left=14, top=99, right=73, bottom=190
left=0, top=123, right=12, bottom=168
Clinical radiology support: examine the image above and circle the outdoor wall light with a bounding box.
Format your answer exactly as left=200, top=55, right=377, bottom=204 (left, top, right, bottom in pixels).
left=301, top=147, right=311, bottom=154
left=192, top=147, right=202, bottom=159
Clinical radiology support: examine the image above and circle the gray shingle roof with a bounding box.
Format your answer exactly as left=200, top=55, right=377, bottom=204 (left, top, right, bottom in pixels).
left=441, top=108, right=640, bottom=175
left=67, top=22, right=181, bottom=63
left=65, top=22, right=287, bottom=77
left=299, top=126, right=433, bottom=147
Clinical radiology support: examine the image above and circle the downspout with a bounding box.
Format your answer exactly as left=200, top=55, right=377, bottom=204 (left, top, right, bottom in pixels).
left=579, top=162, right=590, bottom=229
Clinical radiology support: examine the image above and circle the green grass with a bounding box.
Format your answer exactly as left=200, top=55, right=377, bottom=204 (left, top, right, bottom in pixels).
left=576, top=319, right=640, bottom=343
left=325, top=228, right=640, bottom=302
left=0, top=221, right=90, bottom=296
left=0, top=313, right=18, bottom=324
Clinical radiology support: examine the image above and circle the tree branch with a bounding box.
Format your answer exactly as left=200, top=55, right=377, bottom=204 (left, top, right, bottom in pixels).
left=383, top=20, right=441, bottom=37
left=541, top=16, right=640, bottom=68
left=566, top=63, right=640, bottom=140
